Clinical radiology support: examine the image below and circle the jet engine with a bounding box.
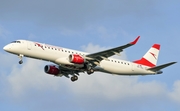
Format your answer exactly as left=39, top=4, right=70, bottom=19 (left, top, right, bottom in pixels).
left=69, top=54, right=85, bottom=64
left=44, top=65, right=60, bottom=75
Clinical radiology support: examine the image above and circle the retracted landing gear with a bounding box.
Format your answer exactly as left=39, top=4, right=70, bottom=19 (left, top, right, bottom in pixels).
left=18, top=54, right=24, bottom=64
left=71, top=75, right=78, bottom=82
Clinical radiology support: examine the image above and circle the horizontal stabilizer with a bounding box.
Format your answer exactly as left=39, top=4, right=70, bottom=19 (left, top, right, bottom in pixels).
left=147, top=62, right=177, bottom=71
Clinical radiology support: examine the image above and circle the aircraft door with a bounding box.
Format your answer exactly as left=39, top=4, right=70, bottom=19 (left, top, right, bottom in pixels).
left=132, top=63, right=134, bottom=71
left=27, top=42, right=32, bottom=50
left=9, top=44, right=13, bottom=49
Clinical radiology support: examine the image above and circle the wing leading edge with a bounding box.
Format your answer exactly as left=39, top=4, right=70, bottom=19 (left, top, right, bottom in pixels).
left=85, top=36, right=140, bottom=62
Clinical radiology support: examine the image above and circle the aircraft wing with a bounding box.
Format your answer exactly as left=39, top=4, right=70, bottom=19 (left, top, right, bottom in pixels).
left=85, top=36, right=140, bottom=63
left=147, top=62, right=177, bottom=72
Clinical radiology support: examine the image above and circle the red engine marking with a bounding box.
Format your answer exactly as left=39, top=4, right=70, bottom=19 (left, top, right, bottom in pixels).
left=70, top=54, right=84, bottom=64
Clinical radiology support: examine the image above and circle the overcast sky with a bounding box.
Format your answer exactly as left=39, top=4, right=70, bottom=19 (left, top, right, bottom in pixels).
left=0, top=0, right=180, bottom=111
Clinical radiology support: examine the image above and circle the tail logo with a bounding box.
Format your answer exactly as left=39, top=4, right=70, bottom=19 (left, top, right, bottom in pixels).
left=150, top=52, right=157, bottom=60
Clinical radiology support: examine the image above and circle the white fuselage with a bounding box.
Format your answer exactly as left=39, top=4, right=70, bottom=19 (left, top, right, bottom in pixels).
left=3, top=40, right=156, bottom=75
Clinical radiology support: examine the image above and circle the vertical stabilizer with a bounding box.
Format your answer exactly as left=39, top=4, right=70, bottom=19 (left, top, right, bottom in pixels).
left=133, top=44, right=160, bottom=67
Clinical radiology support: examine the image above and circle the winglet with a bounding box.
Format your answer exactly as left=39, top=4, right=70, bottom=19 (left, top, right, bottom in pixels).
left=130, top=36, right=140, bottom=45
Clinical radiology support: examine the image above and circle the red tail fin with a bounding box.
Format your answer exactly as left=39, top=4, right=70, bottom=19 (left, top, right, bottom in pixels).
left=133, top=44, right=160, bottom=67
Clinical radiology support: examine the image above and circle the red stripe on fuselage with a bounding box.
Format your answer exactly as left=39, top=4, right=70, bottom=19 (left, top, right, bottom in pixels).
left=133, top=58, right=155, bottom=67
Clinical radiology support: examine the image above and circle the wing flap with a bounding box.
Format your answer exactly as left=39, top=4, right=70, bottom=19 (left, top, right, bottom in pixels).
left=147, top=62, right=177, bottom=71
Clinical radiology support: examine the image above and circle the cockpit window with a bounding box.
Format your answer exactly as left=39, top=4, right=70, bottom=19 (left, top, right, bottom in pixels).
left=11, top=41, right=21, bottom=43
left=17, top=41, right=21, bottom=43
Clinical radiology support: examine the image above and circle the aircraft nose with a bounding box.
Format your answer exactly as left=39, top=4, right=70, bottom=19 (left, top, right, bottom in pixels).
left=3, top=45, right=10, bottom=51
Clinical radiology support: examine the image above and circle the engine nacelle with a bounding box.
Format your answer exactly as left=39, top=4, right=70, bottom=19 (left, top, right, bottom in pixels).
left=44, top=65, right=60, bottom=75
left=156, top=70, right=163, bottom=74
left=69, top=54, right=85, bottom=64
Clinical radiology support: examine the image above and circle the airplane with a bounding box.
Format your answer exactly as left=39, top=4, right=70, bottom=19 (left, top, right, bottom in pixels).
left=3, top=36, right=177, bottom=82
